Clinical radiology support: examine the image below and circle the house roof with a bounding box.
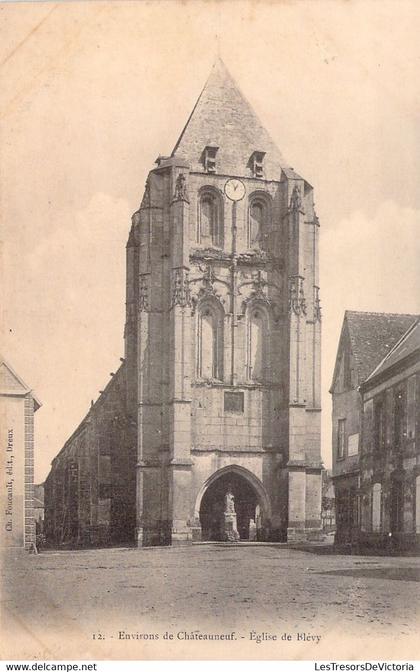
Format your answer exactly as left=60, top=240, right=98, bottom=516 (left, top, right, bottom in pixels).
left=172, top=58, right=302, bottom=182
left=0, top=356, right=42, bottom=410
left=345, top=311, right=418, bottom=383
left=330, top=311, right=418, bottom=391
left=364, top=319, right=420, bottom=385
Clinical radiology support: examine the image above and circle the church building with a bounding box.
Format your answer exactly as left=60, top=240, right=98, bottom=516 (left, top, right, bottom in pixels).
left=45, top=60, right=322, bottom=547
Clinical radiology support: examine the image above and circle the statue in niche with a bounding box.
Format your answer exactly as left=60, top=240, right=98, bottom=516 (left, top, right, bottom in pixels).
left=289, top=184, right=302, bottom=211
left=174, top=173, right=189, bottom=202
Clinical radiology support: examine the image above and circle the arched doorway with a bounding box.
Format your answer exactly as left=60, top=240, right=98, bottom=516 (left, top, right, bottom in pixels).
left=197, top=467, right=269, bottom=541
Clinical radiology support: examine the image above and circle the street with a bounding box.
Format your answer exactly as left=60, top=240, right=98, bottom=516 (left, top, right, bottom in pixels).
left=2, top=543, right=419, bottom=659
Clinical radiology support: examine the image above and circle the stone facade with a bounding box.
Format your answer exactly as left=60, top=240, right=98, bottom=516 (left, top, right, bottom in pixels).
left=0, top=358, right=41, bottom=551
left=330, top=311, right=418, bottom=549
left=45, top=59, right=323, bottom=547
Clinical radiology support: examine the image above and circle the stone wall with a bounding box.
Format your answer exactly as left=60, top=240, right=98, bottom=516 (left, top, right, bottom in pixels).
left=44, top=364, right=137, bottom=547
left=129, top=159, right=322, bottom=545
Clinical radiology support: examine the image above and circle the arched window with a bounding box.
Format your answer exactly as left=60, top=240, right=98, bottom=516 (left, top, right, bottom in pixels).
left=196, top=301, right=224, bottom=380
left=246, top=306, right=269, bottom=382
left=198, top=189, right=223, bottom=248
left=372, top=483, right=382, bottom=532
left=249, top=201, right=264, bottom=248
left=248, top=194, right=271, bottom=250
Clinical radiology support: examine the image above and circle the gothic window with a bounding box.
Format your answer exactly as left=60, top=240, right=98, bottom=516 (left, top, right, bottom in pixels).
left=248, top=194, right=271, bottom=250
left=246, top=306, right=269, bottom=382
left=337, top=419, right=346, bottom=459
left=372, top=483, right=382, bottom=532
left=198, top=189, right=223, bottom=248
left=196, top=301, right=223, bottom=380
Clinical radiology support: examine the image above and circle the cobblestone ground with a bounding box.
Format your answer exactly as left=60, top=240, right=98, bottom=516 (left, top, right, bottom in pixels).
left=2, top=544, right=420, bottom=659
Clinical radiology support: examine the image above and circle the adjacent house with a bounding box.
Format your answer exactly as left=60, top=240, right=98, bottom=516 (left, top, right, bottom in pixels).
left=330, top=311, right=418, bottom=547
left=359, top=319, right=420, bottom=551
left=0, top=357, right=41, bottom=551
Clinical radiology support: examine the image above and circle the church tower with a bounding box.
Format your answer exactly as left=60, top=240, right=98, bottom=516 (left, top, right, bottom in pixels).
left=125, top=59, right=322, bottom=545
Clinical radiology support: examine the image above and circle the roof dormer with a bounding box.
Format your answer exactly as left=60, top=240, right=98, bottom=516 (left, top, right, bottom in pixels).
left=249, top=150, right=266, bottom=178
left=202, top=144, right=219, bottom=173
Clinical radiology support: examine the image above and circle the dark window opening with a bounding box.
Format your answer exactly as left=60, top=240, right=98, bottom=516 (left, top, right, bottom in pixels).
left=203, top=145, right=219, bottom=173
left=250, top=150, right=266, bottom=178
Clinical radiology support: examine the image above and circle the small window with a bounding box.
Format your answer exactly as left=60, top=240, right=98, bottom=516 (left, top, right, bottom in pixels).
left=224, top=391, right=244, bottom=413
left=203, top=145, right=219, bottom=173
left=250, top=151, right=265, bottom=178
left=337, top=419, right=346, bottom=459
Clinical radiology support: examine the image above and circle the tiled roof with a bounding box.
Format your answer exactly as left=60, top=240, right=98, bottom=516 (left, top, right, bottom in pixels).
left=172, top=58, right=301, bottom=182
left=345, top=311, right=418, bottom=383
left=365, top=319, right=420, bottom=383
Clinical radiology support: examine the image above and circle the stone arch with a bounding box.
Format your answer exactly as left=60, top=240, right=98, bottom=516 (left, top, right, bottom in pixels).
left=194, top=464, right=271, bottom=521
left=195, top=465, right=272, bottom=541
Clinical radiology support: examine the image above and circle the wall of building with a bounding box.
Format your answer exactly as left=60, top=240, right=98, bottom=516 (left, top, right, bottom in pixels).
left=128, top=158, right=322, bottom=545
left=359, top=368, right=420, bottom=551
left=44, top=365, right=137, bottom=547
left=0, top=361, right=39, bottom=551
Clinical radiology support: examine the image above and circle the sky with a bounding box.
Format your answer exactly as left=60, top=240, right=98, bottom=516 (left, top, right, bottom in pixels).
left=1, top=0, right=420, bottom=482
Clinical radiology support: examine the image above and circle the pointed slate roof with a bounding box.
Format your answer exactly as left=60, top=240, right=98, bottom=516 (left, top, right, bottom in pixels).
left=172, top=58, right=300, bottom=181
left=364, top=319, right=420, bottom=384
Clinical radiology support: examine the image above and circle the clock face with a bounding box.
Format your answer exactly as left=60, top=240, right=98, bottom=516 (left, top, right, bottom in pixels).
left=224, top=178, right=246, bottom=202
